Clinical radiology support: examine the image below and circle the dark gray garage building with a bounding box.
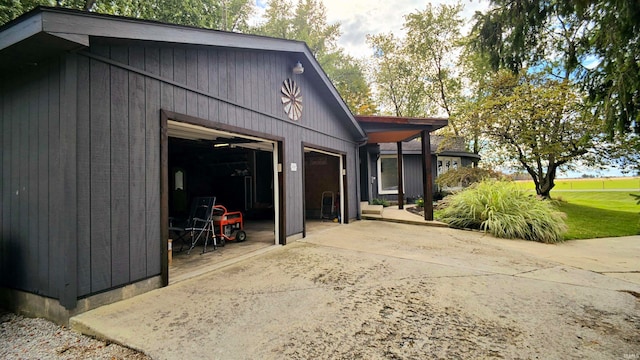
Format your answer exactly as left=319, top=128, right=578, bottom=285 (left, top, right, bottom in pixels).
left=0, top=7, right=367, bottom=323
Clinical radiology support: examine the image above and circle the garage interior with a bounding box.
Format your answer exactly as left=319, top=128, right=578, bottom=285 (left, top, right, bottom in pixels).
left=304, top=149, right=343, bottom=225
left=166, top=122, right=277, bottom=283
left=165, top=122, right=347, bottom=282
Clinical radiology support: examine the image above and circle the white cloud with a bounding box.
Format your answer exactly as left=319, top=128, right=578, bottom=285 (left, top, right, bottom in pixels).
left=249, top=0, right=490, bottom=58
left=323, top=0, right=490, bottom=58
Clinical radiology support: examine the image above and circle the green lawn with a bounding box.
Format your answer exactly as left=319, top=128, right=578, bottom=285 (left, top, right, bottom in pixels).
left=554, top=178, right=640, bottom=190
left=552, top=190, right=640, bottom=240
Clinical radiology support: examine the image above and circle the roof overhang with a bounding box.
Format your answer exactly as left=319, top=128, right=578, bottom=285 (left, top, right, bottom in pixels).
left=356, top=115, right=448, bottom=144
left=0, top=11, right=90, bottom=69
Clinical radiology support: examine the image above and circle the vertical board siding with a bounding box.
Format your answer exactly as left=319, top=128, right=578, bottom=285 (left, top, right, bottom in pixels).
left=130, top=46, right=149, bottom=282
left=207, top=50, right=219, bottom=121
left=7, top=79, right=18, bottom=285
left=78, top=43, right=163, bottom=297
left=404, top=156, right=424, bottom=198
left=197, top=49, right=208, bottom=119
left=60, top=53, right=79, bottom=308
left=37, top=67, right=51, bottom=294
left=227, top=52, right=237, bottom=125
left=0, top=65, right=56, bottom=295
left=48, top=58, right=63, bottom=299
left=172, top=48, right=186, bottom=114
left=0, top=80, right=5, bottom=287
left=185, top=49, right=198, bottom=117
left=11, top=76, right=25, bottom=288
left=89, top=55, right=112, bottom=292
left=160, top=47, right=174, bottom=110
left=77, top=55, right=91, bottom=296
left=29, top=73, right=43, bottom=293
left=239, top=51, right=249, bottom=129
left=144, top=47, right=161, bottom=277
left=110, top=46, right=131, bottom=287
left=218, top=51, right=229, bottom=125
left=23, top=79, right=36, bottom=291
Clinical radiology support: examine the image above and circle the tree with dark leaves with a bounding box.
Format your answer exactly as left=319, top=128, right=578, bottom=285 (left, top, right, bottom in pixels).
left=472, top=0, right=640, bottom=137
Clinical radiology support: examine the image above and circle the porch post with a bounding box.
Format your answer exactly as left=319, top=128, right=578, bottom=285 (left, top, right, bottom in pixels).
left=396, top=141, right=404, bottom=209
left=421, top=130, right=433, bottom=220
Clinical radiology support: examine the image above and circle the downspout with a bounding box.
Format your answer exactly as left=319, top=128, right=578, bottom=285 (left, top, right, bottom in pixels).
left=397, top=141, right=404, bottom=209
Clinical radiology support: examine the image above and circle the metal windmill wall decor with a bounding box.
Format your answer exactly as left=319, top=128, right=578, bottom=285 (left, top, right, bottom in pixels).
left=281, top=78, right=303, bottom=121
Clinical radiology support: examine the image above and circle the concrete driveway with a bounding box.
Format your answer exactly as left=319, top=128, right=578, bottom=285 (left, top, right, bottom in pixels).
left=71, top=221, right=640, bottom=359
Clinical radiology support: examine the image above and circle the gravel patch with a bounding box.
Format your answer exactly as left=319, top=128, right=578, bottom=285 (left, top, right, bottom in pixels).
left=0, top=309, right=150, bottom=360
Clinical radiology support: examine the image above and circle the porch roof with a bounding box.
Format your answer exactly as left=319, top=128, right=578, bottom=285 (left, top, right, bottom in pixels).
left=355, top=115, right=448, bottom=144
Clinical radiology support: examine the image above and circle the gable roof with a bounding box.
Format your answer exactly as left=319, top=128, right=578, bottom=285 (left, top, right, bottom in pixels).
left=0, top=6, right=366, bottom=140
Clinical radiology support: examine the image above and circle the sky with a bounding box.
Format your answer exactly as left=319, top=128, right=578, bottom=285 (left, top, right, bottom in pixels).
left=252, top=0, right=490, bottom=59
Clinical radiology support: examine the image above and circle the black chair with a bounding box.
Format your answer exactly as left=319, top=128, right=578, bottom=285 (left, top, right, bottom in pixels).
left=169, top=196, right=218, bottom=254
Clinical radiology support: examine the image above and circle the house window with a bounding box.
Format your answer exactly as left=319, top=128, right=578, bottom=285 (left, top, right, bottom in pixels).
left=437, top=156, right=460, bottom=175
left=377, top=155, right=402, bottom=194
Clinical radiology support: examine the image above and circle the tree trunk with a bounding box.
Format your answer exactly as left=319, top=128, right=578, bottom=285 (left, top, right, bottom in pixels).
left=536, top=167, right=557, bottom=199
left=84, top=1, right=97, bottom=11
left=536, top=181, right=553, bottom=199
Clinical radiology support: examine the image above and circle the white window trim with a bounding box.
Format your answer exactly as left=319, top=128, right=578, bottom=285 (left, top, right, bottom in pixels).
left=437, top=156, right=461, bottom=176
left=377, top=155, right=405, bottom=195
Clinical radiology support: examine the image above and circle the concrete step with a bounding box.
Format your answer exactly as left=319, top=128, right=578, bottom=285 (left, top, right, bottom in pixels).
left=361, top=204, right=384, bottom=215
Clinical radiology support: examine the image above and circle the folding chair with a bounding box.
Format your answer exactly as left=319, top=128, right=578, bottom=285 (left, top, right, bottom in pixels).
left=321, top=191, right=335, bottom=221
left=169, top=196, right=218, bottom=254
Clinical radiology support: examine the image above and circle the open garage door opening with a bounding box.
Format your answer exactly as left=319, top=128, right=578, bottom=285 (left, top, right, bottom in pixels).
left=304, top=147, right=345, bottom=236
left=166, top=121, right=279, bottom=283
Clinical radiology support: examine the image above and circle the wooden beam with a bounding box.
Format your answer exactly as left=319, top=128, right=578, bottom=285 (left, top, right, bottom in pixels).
left=421, top=130, right=433, bottom=221
left=278, top=141, right=286, bottom=245
left=160, top=111, right=169, bottom=287
left=396, top=141, right=404, bottom=210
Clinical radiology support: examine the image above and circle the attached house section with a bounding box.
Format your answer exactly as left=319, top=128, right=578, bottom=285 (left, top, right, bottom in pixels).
left=361, top=136, right=480, bottom=204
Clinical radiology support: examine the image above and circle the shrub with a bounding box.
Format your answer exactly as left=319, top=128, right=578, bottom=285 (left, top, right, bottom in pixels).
left=415, top=197, right=424, bottom=208
left=436, top=167, right=508, bottom=188
left=439, top=180, right=567, bottom=243
left=371, top=198, right=390, bottom=207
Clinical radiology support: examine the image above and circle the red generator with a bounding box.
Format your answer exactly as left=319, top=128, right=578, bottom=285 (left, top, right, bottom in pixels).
left=212, top=205, right=247, bottom=246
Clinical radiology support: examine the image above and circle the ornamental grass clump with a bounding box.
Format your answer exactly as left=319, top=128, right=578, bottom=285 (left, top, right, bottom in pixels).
left=439, top=180, right=567, bottom=243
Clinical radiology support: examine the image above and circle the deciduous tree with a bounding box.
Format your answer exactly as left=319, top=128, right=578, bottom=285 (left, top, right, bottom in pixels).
left=1, top=0, right=254, bottom=31
left=483, top=70, right=603, bottom=198
left=404, top=3, right=464, bottom=133
left=322, top=51, right=377, bottom=115
left=367, top=3, right=466, bottom=129
left=366, top=32, right=426, bottom=117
